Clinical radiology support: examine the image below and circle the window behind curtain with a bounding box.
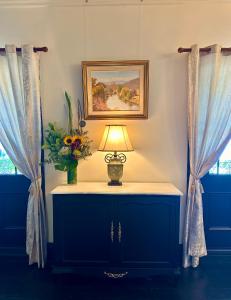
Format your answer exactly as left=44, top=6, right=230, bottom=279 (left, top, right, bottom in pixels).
left=209, top=140, right=231, bottom=175
left=0, top=143, right=20, bottom=175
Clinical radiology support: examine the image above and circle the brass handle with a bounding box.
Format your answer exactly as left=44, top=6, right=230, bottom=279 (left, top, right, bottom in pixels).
left=104, top=271, right=128, bottom=279
left=111, top=221, right=114, bottom=243
left=118, top=222, right=122, bottom=243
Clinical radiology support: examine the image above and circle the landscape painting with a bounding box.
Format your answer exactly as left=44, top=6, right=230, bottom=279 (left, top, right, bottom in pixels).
left=82, top=61, right=149, bottom=119
left=91, top=70, right=140, bottom=112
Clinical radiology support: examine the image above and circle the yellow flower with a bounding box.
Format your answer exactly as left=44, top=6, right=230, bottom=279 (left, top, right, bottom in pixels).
left=72, top=135, right=83, bottom=144
left=64, top=136, right=73, bottom=146
left=82, top=136, right=88, bottom=143
left=73, top=149, right=81, bottom=157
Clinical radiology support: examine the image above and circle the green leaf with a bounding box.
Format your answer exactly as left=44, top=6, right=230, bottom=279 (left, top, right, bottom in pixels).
left=65, top=91, right=73, bottom=135
left=48, top=123, right=55, bottom=130
left=54, top=164, right=66, bottom=171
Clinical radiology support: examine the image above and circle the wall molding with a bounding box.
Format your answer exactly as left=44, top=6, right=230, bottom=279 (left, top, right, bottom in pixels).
left=0, top=0, right=231, bottom=8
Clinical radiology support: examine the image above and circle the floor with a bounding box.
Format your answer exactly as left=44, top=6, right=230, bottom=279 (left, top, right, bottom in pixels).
left=1, top=259, right=231, bottom=300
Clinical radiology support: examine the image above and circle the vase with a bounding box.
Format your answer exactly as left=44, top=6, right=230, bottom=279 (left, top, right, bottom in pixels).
left=67, top=167, right=77, bottom=184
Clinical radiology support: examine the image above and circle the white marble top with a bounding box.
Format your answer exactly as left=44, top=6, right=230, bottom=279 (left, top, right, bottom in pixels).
left=51, top=182, right=183, bottom=196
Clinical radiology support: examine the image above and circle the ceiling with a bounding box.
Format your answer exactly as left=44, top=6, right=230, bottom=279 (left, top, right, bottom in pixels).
left=0, top=0, right=229, bottom=7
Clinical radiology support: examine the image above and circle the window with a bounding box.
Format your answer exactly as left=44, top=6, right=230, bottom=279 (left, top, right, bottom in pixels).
left=0, top=143, right=19, bottom=175
left=209, top=140, right=231, bottom=175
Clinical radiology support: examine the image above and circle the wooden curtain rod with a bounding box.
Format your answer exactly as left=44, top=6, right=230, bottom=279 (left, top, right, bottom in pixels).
left=0, top=47, right=48, bottom=53
left=178, top=47, right=231, bottom=53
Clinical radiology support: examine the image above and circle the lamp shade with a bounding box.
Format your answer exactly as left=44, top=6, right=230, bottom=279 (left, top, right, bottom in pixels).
left=98, top=125, right=133, bottom=152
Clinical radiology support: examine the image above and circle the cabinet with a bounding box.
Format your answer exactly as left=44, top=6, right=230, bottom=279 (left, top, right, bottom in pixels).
left=51, top=182, right=182, bottom=278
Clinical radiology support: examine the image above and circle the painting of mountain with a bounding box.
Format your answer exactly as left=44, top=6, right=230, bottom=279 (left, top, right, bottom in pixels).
left=82, top=60, right=149, bottom=119
left=91, top=70, right=140, bottom=111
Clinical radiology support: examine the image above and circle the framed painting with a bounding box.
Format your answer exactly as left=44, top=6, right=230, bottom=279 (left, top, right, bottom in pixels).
left=82, top=60, right=149, bottom=119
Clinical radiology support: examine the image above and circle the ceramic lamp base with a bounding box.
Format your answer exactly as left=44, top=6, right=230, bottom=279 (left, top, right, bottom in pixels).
left=107, top=158, right=124, bottom=186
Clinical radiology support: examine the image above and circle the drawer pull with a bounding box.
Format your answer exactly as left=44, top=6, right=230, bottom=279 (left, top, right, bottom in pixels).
left=111, top=221, right=114, bottom=242
left=104, top=271, right=128, bottom=279
left=118, top=222, right=122, bottom=243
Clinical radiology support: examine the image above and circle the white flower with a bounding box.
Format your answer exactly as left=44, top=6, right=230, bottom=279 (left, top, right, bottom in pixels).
left=59, top=147, right=70, bottom=156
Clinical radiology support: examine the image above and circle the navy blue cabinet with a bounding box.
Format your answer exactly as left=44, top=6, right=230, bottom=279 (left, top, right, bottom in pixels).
left=52, top=183, right=181, bottom=278
left=53, top=195, right=113, bottom=268
left=117, top=196, right=180, bottom=273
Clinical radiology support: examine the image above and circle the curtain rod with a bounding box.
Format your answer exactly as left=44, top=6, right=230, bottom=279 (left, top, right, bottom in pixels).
left=178, top=47, right=231, bottom=53
left=0, top=47, right=48, bottom=53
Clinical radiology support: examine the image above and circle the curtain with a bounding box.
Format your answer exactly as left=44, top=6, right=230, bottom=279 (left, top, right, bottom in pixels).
left=0, top=45, right=47, bottom=267
left=183, top=45, right=231, bottom=268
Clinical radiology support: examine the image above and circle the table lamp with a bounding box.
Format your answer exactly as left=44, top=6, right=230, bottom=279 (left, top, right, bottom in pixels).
left=98, top=125, right=134, bottom=186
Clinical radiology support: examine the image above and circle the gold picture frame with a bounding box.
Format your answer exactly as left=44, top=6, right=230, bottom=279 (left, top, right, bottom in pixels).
left=82, top=60, right=149, bottom=120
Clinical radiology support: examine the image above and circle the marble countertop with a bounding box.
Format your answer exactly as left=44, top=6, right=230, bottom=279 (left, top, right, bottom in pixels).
left=51, top=182, right=183, bottom=196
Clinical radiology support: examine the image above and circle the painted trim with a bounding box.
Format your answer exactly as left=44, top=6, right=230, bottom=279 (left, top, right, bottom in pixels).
left=0, top=0, right=231, bottom=8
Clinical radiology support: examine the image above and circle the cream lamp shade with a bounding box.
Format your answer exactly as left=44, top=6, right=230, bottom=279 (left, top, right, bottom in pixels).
left=98, top=125, right=133, bottom=152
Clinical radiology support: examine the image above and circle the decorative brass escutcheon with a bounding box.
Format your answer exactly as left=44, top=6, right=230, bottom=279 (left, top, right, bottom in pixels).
left=104, top=271, right=128, bottom=279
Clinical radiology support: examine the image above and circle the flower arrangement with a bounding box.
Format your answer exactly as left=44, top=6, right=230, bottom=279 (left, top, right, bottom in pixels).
left=43, top=92, right=92, bottom=183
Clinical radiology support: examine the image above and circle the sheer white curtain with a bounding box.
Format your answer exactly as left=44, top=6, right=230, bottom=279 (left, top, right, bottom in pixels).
left=0, top=45, right=47, bottom=267
left=183, top=45, right=231, bottom=268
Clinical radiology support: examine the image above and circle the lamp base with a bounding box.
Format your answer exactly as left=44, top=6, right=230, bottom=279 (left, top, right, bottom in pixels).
left=108, top=180, right=122, bottom=186
left=107, top=155, right=124, bottom=187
